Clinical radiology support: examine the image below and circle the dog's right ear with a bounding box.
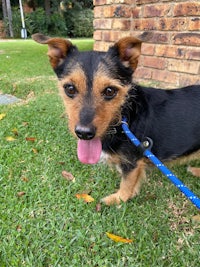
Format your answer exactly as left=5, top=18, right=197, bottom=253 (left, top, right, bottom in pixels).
left=32, top=33, right=76, bottom=69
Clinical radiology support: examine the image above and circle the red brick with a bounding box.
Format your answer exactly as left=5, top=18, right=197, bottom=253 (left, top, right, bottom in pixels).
left=179, top=74, right=200, bottom=87
left=174, top=2, right=200, bottom=16
left=112, top=19, right=131, bottom=30
left=188, top=17, right=200, bottom=31
left=93, top=0, right=106, bottom=5
left=132, top=7, right=141, bottom=18
left=173, top=33, right=200, bottom=46
left=94, top=6, right=103, bottom=18
left=113, top=6, right=132, bottom=18
left=158, top=18, right=187, bottom=31
left=123, top=0, right=133, bottom=3
left=103, top=6, right=115, bottom=18
left=185, top=47, right=200, bottom=61
left=102, top=30, right=123, bottom=42
left=134, top=67, right=152, bottom=79
left=109, top=0, right=132, bottom=3
left=144, top=32, right=170, bottom=44
left=168, top=59, right=200, bottom=75
left=136, top=0, right=159, bottom=5
left=155, top=45, right=185, bottom=59
left=103, top=5, right=131, bottom=18
left=93, top=19, right=112, bottom=30
left=152, top=69, right=179, bottom=84
left=133, top=18, right=157, bottom=31
left=143, top=4, right=171, bottom=17
left=93, top=30, right=102, bottom=41
left=143, top=56, right=166, bottom=69
left=141, top=43, right=155, bottom=55
left=93, top=41, right=110, bottom=51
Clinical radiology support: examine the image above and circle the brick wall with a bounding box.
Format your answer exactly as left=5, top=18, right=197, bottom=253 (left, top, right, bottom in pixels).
left=93, top=0, right=200, bottom=88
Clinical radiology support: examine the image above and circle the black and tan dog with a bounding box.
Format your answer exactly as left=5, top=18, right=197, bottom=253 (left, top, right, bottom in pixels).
left=32, top=33, right=200, bottom=205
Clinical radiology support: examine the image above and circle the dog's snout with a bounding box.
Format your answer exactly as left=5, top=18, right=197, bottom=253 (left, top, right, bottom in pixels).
left=75, top=125, right=96, bottom=140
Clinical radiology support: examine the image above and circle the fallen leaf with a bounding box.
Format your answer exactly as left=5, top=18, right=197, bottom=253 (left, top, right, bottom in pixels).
left=26, top=137, right=36, bottom=142
left=16, top=225, right=22, bottom=232
left=106, top=232, right=133, bottom=243
left=12, top=128, right=19, bottom=136
left=192, top=215, right=200, bottom=223
left=62, top=171, right=75, bottom=181
left=58, top=161, right=65, bottom=165
left=75, top=193, right=94, bottom=203
left=32, top=148, right=38, bottom=154
left=22, top=122, right=29, bottom=126
left=17, top=192, right=26, bottom=197
left=0, top=113, right=6, bottom=120
left=6, top=136, right=16, bottom=141
left=21, top=177, right=29, bottom=182
left=95, top=203, right=102, bottom=212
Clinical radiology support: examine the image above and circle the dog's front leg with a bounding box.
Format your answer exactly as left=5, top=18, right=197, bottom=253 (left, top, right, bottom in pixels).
left=101, top=159, right=146, bottom=205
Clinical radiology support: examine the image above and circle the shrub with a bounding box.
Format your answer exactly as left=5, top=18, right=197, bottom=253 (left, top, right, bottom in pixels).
left=71, top=9, right=93, bottom=37
left=7, top=8, right=67, bottom=38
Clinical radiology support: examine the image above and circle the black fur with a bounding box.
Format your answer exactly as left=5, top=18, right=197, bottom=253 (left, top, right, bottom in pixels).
left=103, top=84, right=200, bottom=174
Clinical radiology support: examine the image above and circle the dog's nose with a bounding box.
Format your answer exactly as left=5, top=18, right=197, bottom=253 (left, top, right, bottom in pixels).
left=75, top=125, right=96, bottom=140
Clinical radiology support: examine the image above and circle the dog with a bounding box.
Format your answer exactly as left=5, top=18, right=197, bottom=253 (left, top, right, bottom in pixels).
left=32, top=33, right=200, bottom=205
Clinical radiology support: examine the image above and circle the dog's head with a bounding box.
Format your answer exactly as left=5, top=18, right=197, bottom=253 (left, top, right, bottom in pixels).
left=32, top=33, right=142, bottom=164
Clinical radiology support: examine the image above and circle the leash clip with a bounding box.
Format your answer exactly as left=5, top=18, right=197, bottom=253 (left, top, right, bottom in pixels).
left=140, top=137, right=153, bottom=153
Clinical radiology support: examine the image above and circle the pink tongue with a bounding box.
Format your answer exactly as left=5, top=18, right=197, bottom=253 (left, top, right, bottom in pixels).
left=77, top=138, right=102, bottom=164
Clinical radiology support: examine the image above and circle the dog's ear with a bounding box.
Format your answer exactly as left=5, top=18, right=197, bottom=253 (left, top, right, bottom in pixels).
left=32, top=33, right=76, bottom=69
left=114, top=37, right=142, bottom=71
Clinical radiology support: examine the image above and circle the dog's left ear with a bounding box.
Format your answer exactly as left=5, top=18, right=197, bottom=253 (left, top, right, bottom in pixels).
left=114, top=37, right=142, bottom=71
left=32, top=33, right=76, bottom=69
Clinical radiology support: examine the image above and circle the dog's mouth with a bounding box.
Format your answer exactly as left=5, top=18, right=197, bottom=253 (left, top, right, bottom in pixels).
left=77, top=138, right=102, bottom=164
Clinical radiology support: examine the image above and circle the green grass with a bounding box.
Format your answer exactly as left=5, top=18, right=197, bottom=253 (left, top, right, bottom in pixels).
left=0, top=38, right=200, bottom=266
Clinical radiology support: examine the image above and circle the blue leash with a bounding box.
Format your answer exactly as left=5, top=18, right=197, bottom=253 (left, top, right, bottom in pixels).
left=121, top=117, right=200, bottom=210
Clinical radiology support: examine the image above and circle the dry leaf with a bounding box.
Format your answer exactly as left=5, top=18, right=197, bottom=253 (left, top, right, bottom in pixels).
left=21, top=177, right=29, bottom=182
left=12, top=128, right=19, bottom=136
left=75, top=193, right=94, bottom=203
left=17, top=192, right=26, bottom=197
left=6, top=136, right=16, bottom=141
left=95, top=203, right=102, bottom=212
left=0, top=113, right=6, bottom=120
left=16, top=225, right=22, bottom=232
left=106, top=232, right=133, bottom=243
left=62, top=171, right=75, bottom=181
left=192, top=215, right=200, bottom=223
left=26, top=137, right=36, bottom=142
left=22, top=122, right=29, bottom=126
left=32, top=148, right=38, bottom=154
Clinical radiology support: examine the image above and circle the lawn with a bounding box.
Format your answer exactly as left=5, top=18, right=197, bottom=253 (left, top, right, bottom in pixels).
left=0, top=38, right=199, bottom=266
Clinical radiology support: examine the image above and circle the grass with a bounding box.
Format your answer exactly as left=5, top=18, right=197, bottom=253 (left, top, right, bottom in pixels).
left=0, top=38, right=200, bottom=266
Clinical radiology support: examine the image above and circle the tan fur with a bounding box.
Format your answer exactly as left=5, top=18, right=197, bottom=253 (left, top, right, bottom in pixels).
left=102, top=160, right=146, bottom=205
left=59, top=67, right=131, bottom=139
left=58, top=67, right=87, bottom=135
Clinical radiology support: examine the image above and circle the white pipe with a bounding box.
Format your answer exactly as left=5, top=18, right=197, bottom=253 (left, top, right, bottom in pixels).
left=19, top=0, right=27, bottom=38
left=19, top=0, right=25, bottom=29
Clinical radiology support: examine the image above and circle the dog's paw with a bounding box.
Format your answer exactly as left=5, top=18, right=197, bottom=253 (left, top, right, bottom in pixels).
left=101, top=193, right=121, bottom=206
left=187, top=166, right=200, bottom=177
left=101, top=190, right=132, bottom=206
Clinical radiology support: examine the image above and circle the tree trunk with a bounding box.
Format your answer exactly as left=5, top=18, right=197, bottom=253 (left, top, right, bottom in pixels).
left=44, top=0, right=51, bottom=16
left=2, top=0, right=7, bottom=18
left=5, top=0, right=13, bottom=37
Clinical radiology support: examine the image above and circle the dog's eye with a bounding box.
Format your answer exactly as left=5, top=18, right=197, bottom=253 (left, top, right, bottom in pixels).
left=63, top=84, right=78, bottom=98
left=102, top=87, right=118, bottom=100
